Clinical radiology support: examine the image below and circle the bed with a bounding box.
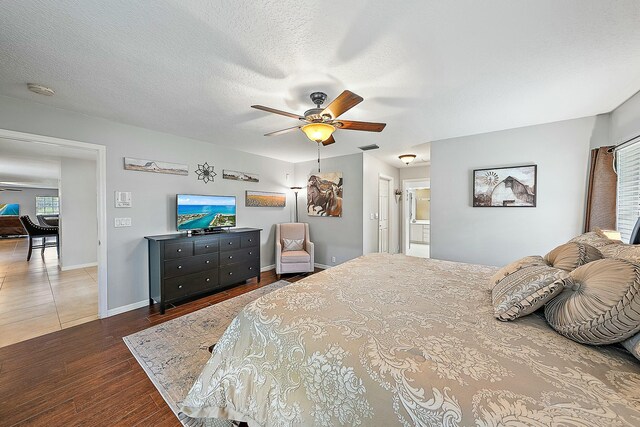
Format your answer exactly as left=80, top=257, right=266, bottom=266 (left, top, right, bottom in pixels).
left=181, top=253, right=640, bottom=426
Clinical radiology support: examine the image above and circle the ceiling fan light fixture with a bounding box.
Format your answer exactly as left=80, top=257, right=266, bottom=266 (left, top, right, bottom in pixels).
left=301, top=123, right=335, bottom=143
left=399, top=154, right=417, bottom=165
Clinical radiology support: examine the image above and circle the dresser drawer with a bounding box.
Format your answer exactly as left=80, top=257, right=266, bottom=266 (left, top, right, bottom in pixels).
left=164, top=270, right=219, bottom=301
left=194, top=239, right=219, bottom=255
left=220, top=262, right=260, bottom=286
left=241, top=232, right=259, bottom=248
left=164, top=242, right=193, bottom=259
left=219, top=247, right=259, bottom=266
left=220, top=236, right=241, bottom=251
left=164, top=253, right=219, bottom=278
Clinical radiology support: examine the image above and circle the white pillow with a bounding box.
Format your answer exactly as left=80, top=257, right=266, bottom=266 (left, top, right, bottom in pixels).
left=282, top=238, right=304, bottom=252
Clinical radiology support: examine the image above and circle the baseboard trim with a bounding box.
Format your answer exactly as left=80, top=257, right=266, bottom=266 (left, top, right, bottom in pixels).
left=260, top=264, right=275, bottom=272
left=106, top=300, right=148, bottom=317
left=314, top=263, right=331, bottom=269
left=60, top=262, right=98, bottom=271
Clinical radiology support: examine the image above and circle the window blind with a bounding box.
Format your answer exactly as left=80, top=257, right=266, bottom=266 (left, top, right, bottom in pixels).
left=616, top=140, right=640, bottom=243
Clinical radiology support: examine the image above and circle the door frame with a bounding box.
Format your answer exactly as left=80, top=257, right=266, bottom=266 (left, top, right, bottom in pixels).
left=402, top=178, right=430, bottom=254
left=0, top=128, right=108, bottom=318
left=378, top=174, right=393, bottom=253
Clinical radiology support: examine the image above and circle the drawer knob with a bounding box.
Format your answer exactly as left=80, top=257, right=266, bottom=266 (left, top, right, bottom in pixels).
left=249, top=267, right=253, bottom=270
left=229, top=256, right=233, bottom=259
left=249, top=251, right=252, bottom=255
left=177, top=265, right=182, bottom=269
left=178, top=285, right=183, bottom=289
left=206, top=260, right=210, bottom=264
left=228, top=242, right=233, bottom=245
left=206, top=278, right=210, bottom=282
left=248, top=239, right=252, bottom=242
left=229, top=272, right=233, bottom=275
left=205, top=245, right=210, bottom=248
left=177, top=248, right=182, bottom=252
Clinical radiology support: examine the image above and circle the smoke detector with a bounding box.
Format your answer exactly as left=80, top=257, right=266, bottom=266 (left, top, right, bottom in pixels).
left=27, top=83, right=55, bottom=96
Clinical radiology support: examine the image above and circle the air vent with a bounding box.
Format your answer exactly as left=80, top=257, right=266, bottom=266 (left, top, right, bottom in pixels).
left=358, top=144, right=379, bottom=151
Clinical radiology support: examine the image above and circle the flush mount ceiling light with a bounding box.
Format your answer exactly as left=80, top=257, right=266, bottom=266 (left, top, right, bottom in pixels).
left=399, top=154, right=417, bottom=165
left=27, top=83, right=55, bottom=96
left=301, top=123, right=336, bottom=143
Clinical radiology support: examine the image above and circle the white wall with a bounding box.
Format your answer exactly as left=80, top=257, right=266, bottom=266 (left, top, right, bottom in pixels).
left=611, top=90, right=640, bottom=144
left=431, top=117, right=596, bottom=266
left=294, top=153, right=363, bottom=266
left=0, top=187, right=58, bottom=220
left=59, top=158, right=98, bottom=268
left=362, top=153, right=400, bottom=254
left=0, top=95, right=294, bottom=311
left=400, top=165, right=430, bottom=181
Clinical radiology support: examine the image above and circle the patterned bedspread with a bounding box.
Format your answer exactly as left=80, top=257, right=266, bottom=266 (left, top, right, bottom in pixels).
left=181, top=253, right=640, bottom=426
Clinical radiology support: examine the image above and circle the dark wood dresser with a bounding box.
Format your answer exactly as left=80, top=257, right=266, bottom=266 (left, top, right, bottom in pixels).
left=145, top=228, right=261, bottom=314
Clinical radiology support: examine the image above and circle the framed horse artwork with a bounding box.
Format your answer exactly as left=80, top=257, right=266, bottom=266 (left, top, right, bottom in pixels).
left=307, top=172, right=343, bottom=217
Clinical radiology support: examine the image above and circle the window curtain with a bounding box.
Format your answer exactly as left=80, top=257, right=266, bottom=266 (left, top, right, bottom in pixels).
left=584, top=146, right=617, bottom=232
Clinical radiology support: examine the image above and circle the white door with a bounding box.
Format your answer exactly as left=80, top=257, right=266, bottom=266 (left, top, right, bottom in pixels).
left=378, top=178, right=389, bottom=252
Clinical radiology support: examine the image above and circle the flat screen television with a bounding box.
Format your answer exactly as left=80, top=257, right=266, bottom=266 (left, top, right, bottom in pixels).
left=0, top=204, right=19, bottom=216
left=176, top=194, right=236, bottom=231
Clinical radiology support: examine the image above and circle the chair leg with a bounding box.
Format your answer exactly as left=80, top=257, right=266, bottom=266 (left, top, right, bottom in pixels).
left=56, top=236, right=60, bottom=258
left=277, top=274, right=281, bottom=280
left=27, top=237, right=33, bottom=261
left=41, top=237, right=46, bottom=256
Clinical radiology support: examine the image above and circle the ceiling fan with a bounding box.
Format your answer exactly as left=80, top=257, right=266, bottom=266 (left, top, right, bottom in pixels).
left=251, top=90, right=386, bottom=146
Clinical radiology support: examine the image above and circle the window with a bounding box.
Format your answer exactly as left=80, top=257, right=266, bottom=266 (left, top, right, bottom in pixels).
left=616, top=140, right=640, bottom=242
left=35, top=196, right=59, bottom=215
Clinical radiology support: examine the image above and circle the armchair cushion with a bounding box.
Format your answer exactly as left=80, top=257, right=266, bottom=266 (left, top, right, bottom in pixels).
left=283, top=238, right=304, bottom=252
left=281, top=250, right=311, bottom=264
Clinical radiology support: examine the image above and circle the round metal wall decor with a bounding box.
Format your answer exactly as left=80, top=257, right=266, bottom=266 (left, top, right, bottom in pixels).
left=196, top=162, right=217, bottom=183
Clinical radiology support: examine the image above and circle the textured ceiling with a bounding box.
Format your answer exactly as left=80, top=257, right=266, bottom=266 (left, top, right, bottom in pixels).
left=1, top=1, right=640, bottom=165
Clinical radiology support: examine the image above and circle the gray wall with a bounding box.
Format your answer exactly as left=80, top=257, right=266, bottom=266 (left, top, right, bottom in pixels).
left=59, top=157, right=98, bottom=268
left=400, top=165, right=430, bottom=181
left=294, top=153, right=364, bottom=266
left=0, top=187, right=58, bottom=221
left=611, top=90, right=640, bottom=144
left=362, top=153, right=400, bottom=254
left=0, top=95, right=294, bottom=311
left=431, top=117, right=596, bottom=266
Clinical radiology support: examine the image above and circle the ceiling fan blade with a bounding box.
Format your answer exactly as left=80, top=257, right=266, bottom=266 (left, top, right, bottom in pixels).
left=0, top=188, right=22, bottom=192
left=321, top=90, right=363, bottom=119
left=322, top=135, right=336, bottom=146
left=251, top=105, right=305, bottom=120
left=335, top=120, right=386, bottom=132
left=264, top=125, right=302, bottom=137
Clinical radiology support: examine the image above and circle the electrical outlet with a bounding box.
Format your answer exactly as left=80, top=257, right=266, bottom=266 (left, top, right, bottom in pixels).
left=331, top=256, right=336, bottom=263
left=114, top=218, right=132, bottom=228
left=370, top=213, right=374, bottom=220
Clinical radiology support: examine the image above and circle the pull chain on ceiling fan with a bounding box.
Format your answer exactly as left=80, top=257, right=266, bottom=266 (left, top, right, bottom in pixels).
left=251, top=90, right=387, bottom=146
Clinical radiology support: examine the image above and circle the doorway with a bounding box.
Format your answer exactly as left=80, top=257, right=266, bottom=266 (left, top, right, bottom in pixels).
left=0, top=129, right=107, bottom=347
left=378, top=175, right=392, bottom=253
left=403, top=179, right=430, bottom=258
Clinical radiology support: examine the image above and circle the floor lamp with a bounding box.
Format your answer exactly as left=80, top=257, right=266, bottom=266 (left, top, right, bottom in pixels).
left=290, top=186, right=303, bottom=222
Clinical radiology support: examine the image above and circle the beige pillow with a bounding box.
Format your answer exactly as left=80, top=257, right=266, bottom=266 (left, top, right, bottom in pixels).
left=282, top=238, right=304, bottom=252
left=492, top=265, right=567, bottom=321
left=544, top=242, right=602, bottom=271
left=489, top=256, right=548, bottom=288
left=545, top=258, right=640, bottom=345
left=569, top=231, right=617, bottom=249
left=622, top=333, right=640, bottom=361
left=600, top=244, right=640, bottom=264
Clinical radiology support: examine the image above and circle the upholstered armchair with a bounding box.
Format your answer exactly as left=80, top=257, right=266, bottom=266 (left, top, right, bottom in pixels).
left=275, top=223, right=314, bottom=279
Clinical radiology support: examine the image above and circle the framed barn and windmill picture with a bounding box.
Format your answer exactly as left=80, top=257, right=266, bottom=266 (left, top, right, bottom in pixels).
left=307, top=172, right=343, bottom=217
left=473, top=165, right=537, bottom=207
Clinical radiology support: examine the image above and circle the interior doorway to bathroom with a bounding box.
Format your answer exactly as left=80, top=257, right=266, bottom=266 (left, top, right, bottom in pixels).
left=403, top=179, right=430, bottom=258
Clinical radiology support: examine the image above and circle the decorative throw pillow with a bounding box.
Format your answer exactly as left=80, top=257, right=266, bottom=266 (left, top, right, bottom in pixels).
left=544, top=242, right=602, bottom=272
left=600, top=244, right=640, bottom=264
left=622, top=333, right=640, bottom=361
left=492, top=265, right=568, bottom=321
left=569, top=231, right=617, bottom=249
left=545, top=258, right=640, bottom=345
left=489, top=255, right=548, bottom=288
left=282, top=238, right=304, bottom=252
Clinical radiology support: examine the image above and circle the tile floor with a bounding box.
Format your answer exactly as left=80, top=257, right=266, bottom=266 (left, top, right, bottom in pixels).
left=406, top=243, right=430, bottom=258
left=0, top=237, right=98, bottom=348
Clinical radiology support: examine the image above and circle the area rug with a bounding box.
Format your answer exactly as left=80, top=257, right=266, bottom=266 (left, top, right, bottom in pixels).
left=123, top=280, right=291, bottom=427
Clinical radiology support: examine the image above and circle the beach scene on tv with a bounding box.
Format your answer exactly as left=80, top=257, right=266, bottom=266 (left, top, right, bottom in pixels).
left=177, top=195, right=236, bottom=230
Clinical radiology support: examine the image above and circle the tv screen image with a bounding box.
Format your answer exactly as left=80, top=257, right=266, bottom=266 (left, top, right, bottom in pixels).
left=177, top=194, right=236, bottom=231
left=0, top=204, right=19, bottom=216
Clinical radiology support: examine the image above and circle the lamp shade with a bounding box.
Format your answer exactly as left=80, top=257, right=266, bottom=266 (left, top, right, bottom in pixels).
left=399, top=154, right=417, bottom=165
left=301, top=123, right=335, bottom=143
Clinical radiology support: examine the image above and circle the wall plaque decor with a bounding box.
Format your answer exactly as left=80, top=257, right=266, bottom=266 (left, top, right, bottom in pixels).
left=196, top=163, right=217, bottom=183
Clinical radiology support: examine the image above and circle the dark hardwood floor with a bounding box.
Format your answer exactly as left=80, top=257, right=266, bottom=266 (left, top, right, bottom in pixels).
left=0, top=269, right=317, bottom=427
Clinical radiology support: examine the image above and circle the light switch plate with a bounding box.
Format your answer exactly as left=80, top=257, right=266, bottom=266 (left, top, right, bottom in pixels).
left=114, top=217, right=132, bottom=228
left=115, top=191, right=132, bottom=208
